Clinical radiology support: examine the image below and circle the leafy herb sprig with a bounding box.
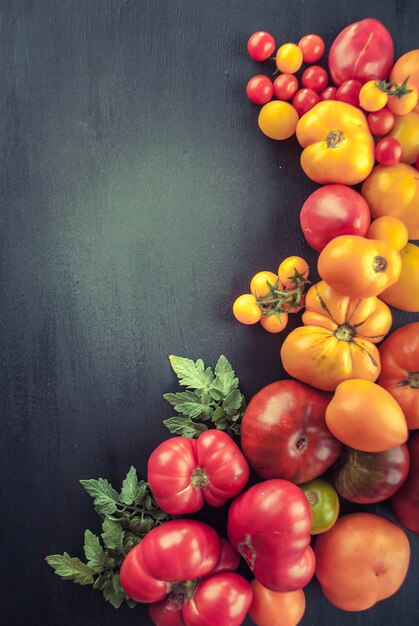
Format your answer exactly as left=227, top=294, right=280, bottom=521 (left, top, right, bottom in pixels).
left=46, top=467, right=171, bottom=609
left=163, top=355, right=246, bottom=438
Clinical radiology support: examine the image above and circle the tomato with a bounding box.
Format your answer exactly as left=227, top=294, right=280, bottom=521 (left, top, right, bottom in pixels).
left=367, top=107, right=395, bottom=135
left=333, top=444, right=410, bottom=504
left=227, top=479, right=315, bottom=592
left=359, top=80, right=388, bottom=112
left=260, top=312, right=288, bottom=333
left=210, top=539, right=240, bottom=575
left=258, top=101, right=299, bottom=140
left=277, top=256, right=309, bottom=289
left=298, top=34, right=324, bottom=64
left=240, top=380, right=341, bottom=483
left=390, top=49, right=419, bottom=114
left=387, top=84, right=418, bottom=116
left=366, top=215, right=408, bottom=252
left=301, top=66, right=328, bottom=93
left=247, top=31, right=276, bottom=61
left=375, top=137, right=402, bottom=165
left=233, top=293, right=262, bottom=324
left=276, top=44, right=303, bottom=74
left=314, top=512, right=410, bottom=611
left=335, top=79, right=362, bottom=107
left=292, top=88, right=320, bottom=117
left=246, top=75, right=273, bottom=105
left=273, top=73, right=299, bottom=101
left=320, top=86, right=337, bottom=101
left=300, top=479, right=339, bottom=535
left=391, top=432, right=419, bottom=534
left=299, top=184, right=370, bottom=252
left=317, top=234, right=402, bottom=298
left=249, top=580, right=305, bottom=626
left=250, top=270, right=280, bottom=297
left=147, top=430, right=249, bottom=514
left=325, top=379, right=408, bottom=452
left=328, top=19, right=394, bottom=85
left=377, top=322, right=419, bottom=428
left=387, top=110, right=419, bottom=163
left=380, top=243, right=419, bottom=312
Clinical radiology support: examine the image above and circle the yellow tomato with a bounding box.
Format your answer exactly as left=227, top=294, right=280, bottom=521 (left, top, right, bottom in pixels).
left=258, top=101, right=299, bottom=140
left=276, top=44, right=303, bottom=74
left=379, top=243, right=419, bottom=312
left=250, top=271, right=280, bottom=297
left=388, top=111, right=419, bottom=164
left=390, top=49, right=419, bottom=114
left=260, top=312, right=288, bottom=333
left=359, top=80, right=388, bottom=112
left=233, top=294, right=262, bottom=324
left=366, top=216, right=408, bottom=252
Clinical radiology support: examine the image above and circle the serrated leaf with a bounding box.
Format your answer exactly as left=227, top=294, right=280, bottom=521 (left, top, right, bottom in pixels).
left=126, top=598, right=137, bottom=608
left=120, top=466, right=139, bottom=505
left=211, top=355, right=239, bottom=397
left=211, top=406, right=226, bottom=422
left=46, top=553, right=95, bottom=586
left=80, top=478, right=119, bottom=516
left=101, top=518, right=124, bottom=551
left=133, top=481, right=149, bottom=506
left=102, top=573, right=125, bottom=609
left=168, top=355, right=214, bottom=390
left=93, top=571, right=112, bottom=590
left=130, top=517, right=154, bottom=534
left=83, top=530, right=110, bottom=573
left=163, top=416, right=208, bottom=438
left=163, top=390, right=207, bottom=418
left=222, top=389, right=244, bottom=415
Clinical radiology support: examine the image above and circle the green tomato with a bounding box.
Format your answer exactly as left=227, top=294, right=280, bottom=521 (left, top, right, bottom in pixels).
left=300, top=478, right=339, bottom=535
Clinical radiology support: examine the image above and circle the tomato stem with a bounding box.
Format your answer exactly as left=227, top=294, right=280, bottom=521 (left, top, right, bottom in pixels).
left=325, top=130, right=344, bottom=149
left=255, top=268, right=310, bottom=318
left=373, top=255, right=388, bottom=273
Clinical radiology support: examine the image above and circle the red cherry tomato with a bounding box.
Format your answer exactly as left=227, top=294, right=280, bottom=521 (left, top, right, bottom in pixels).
left=336, top=79, right=362, bottom=107
left=247, top=31, right=276, bottom=61
left=301, top=66, right=329, bottom=93
left=320, top=86, right=337, bottom=101
left=375, top=137, right=402, bottom=165
left=273, top=73, right=299, bottom=100
left=298, top=34, right=325, bottom=63
left=367, top=108, right=396, bottom=136
left=246, top=75, right=274, bottom=104
left=292, top=88, right=320, bottom=116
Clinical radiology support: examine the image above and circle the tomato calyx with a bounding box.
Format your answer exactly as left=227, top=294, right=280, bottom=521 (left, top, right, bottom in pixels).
left=169, top=578, right=200, bottom=605
left=325, top=130, right=345, bottom=149
left=397, top=371, right=419, bottom=389
left=334, top=323, right=356, bottom=342
left=190, top=467, right=210, bottom=489
left=305, top=489, right=319, bottom=506
left=376, top=76, right=413, bottom=99
left=255, top=270, right=310, bottom=318
left=373, top=255, right=388, bottom=273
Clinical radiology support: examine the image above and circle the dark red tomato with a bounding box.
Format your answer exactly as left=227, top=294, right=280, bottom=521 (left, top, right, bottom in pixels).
left=240, top=380, right=341, bottom=483
left=298, top=34, right=325, bottom=64
left=246, top=75, right=273, bottom=104
left=333, top=444, right=410, bottom=503
left=210, top=539, right=240, bottom=575
left=320, top=86, right=337, bottom=101
left=391, top=432, right=419, bottom=534
left=299, top=184, right=371, bottom=252
left=292, top=88, right=320, bottom=116
left=336, top=79, right=362, bottom=107
left=375, top=137, right=402, bottom=165
left=301, top=66, right=329, bottom=93
left=273, top=73, right=299, bottom=100
left=247, top=31, right=276, bottom=61
left=368, top=108, right=395, bottom=136
left=227, top=479, right=315, bottom=591
left=147, top=430, right=249, bottom=514
left=328, top=18, right=394, bottom=85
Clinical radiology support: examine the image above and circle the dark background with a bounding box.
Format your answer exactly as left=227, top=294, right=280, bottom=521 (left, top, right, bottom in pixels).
left=1, top=0, right=418, bottom=624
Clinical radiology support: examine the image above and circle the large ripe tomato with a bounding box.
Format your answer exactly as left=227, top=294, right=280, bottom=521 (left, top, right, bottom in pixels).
left=299, top=184, right=371, bottom=252
left=227, top=479, right=315, bottom=592
left=377, top=322, right=419, bottom=428
left=314, top=512, right=410, bottom=611
left=249, top=580, right=305, bottom=626
left=379, top=243, right=419, bottom=313
left=328, top=19, right=394, bottom=85
left=391, top=432, right=419, bottom=534
left=147, top=430, right=249, bottom=514
left=240, top=380, right=341, bottom=483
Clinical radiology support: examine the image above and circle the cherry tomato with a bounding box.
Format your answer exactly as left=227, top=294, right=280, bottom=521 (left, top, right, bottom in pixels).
left=300, top=479, right=340, bottom=535
left=273, top=73, right=299, bottom=100
left=336, top=79, right=362, bottom=107
left=260, top=312, right=288, bottom=333
left=387, top=84, right=418, bottom=116
left=301, top=66, right=328, bottom=93
left=250, top=270, right=280, bottom=297
left=246, top=75, right=273, bottom=104
left=233, top=294, right=261, bottom=324
left=276, top=44, right=303, bottom=74
left=359, top=80, right=388, bottom=112
left=258, top=101, right=299, bottom=140
left=292, top=88, right=320, bottom=116
left=247, top=31, right=276, bottom=61
left=375, top=137, right=402, bottom=165
left=298, top=34, right=325, bottom=63
left=320, top=86, right=337, bottom=101
left=367, top=108, right=395, bottom=136
left=278, top=256, right=309, bottom=288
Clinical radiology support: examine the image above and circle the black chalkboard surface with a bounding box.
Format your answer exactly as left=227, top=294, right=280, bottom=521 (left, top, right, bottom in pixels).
left=1, top=1, right=418, bottom=625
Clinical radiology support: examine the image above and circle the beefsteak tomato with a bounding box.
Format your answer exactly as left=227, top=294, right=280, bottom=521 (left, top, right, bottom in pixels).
left=391, top=432, right=419, bottom=534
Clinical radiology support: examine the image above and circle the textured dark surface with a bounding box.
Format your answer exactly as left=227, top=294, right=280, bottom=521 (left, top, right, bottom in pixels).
left=1, top=1, right=418, bottom=624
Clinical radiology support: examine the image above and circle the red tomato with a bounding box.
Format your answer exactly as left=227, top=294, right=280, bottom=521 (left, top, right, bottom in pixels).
left=320, top=86, right=337, bottom=101
left=147, top=430, right=249, bottom=514
left=247, top=31, right=275, bottom=61
left=375, top=137, right=402, bottom=165
left=246, top=75, right=273, bottom=104
left=328, top=18, right=394, bottom=85
left=227, top=479, right=315, bottom=591
left=273, top=73, right=299, bottom=100
left=292, top=88, right=320, bottom=116
left=391, top=432, right=419, bottom=534
left=240, top=380, right=341, bottom=483
left=210, top=539, right=240, bottom=575
left=298, top=34, right=325, bottom=63
left=301, top=66, right=328, bottom=93
left=368, top=108, right=395, bottom=136
left=299, top=184, right=371, bottom=252
left=336, top=79, right=362, bottom=107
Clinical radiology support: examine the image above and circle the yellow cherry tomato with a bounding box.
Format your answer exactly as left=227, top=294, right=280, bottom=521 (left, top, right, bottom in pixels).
left=260, top=312, right=288, bottom=333
left=359, top=81, right=388, bottom=112
left=379, top=243, right=419, bottom=312
left=388, top=111, right=419, bottom=164
left=233, top=294, right=262, bottom=324
left=366, top=216, right=408, bottom=252
left=250, top=271, right=280, bottom=297
left=258, top=100, right=299, bottom=140
left=276, top=43, right=303, bottom=74
left=277, top=256, right=309, bottom=288
left=387, top=84, right=418, bottom=116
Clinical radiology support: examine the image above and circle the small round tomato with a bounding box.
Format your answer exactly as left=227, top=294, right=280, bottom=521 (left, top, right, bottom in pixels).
left=367, top=107, right=395, bottom=136
left=273, top=73, right=299, bottom=101
left=246, top=75, right=273, bottom=105
left=320, top=86, right=337, bottom=101
left=258, top=100, right=299, bottom=140
left=247, top=31, right=276, bottom=61
left=233, top=294, right=261, bottom=324
left=298, top=34, right=325, bottom=63
left=359, top=80, right=388, bottom=112
left=367, top=216, right=408, bottom=251
left=276, top=43, right=303, bottom=74
left=375, top=137, right=402, bottom=165
left=278, top=256, right=309, bottom=288
left=249, top=580, right=305, bottom=626
left=250, top=270, right=280, bottom=297
left=387, top=84, right=418, bottom=116
left=300, top=479, right=339, bottom=535
left=292, top=88, right=320, bottom=116
left=336, top=79, right=362, bottom=107
left=301, top=66, right=328, bottom=93
left=260, top=312, right=288, bottom=333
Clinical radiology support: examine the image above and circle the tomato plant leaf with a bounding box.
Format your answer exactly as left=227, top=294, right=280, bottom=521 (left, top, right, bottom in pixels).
left=168, top=355, right=214, bottom=390
left=120, top=466, right=139, bottom=505
left=163, top=416, right=208, bottom=438
left=163, top=390, right=208, bottom=418
left=80, top=478, right=119, bottom=516
left=83, top=530, right=114, bottom=573
left=46, top=553, right=95, bottom=586
left=102, top=573, right=125, bottom=609
left=222, top=388, right=245, bottom=415
left=211, top=355, right=239, bottom=397
left=101, top=519, right=124, bottom=552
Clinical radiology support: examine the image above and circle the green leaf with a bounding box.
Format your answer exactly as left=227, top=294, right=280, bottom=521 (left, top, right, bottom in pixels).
left=163, top=416, right=208, bottom=438
left=211, top=406, right=226, bottom=423
left=211, top=355, right=239, bottom=397
left=120, top=466, right=139, bottom=505
left=46, top=553, right=95, bottom=586
left=101, top=518, right=124, bottom=552
left=222, top=389, right=245, bottom=415
left=93, top=571, right=112, bottom=590
left=126, top=597, right=137, bottom=608
left=163, top=390, right=206, bottom=418
left=80, top=478, right=119, bottom=516
left=168, top=355, right=214, bottom=390
left=102, top=573, right=125, bottom=609
left=133, top=481, right=149, bottom=506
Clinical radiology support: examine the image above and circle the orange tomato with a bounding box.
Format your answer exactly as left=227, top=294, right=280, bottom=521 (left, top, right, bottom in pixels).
left=390, top=49, right=419, bottom=114
left=249, top=580, right=305, bottom=626
left=387, top=84, right=418, bottom=116
left=250, top=271, right=280, bottom=297
left=366, top=215, right=408, bottom=251
left=233, top=294, right=262, bottom=324
left=258, top=101, right=299, bottom=140
left=314, top=512, right=410, bottom=611
left=379, top=243, right=419, bottom=312
left=260, top=312, right=288, bottom=333
left=277, top=256, right=309, bottom=288
left=325, top=379, right=408, bottom=452
left=388, top=111, right=419, bottom=164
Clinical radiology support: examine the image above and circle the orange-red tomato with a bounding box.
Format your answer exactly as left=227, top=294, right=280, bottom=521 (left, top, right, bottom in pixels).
left=249, top=580, right=305, bottom=626
left=387, top=84, right=418, bottom=116
left=390, top=50, right=419, bottom=114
